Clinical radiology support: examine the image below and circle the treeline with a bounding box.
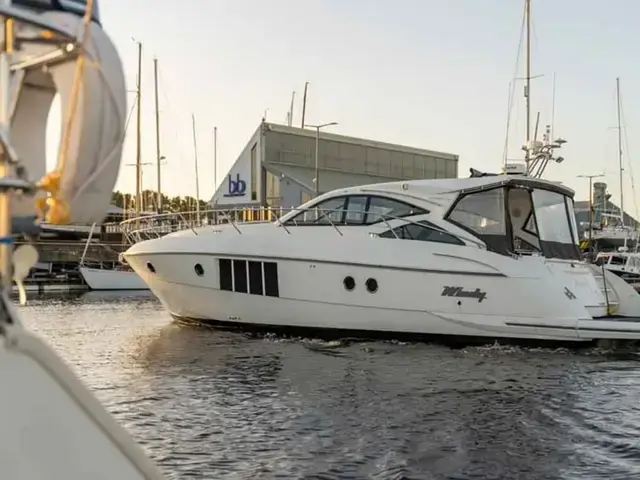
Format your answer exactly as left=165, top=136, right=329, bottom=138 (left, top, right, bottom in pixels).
left=112, top=190, right=210, bottom=213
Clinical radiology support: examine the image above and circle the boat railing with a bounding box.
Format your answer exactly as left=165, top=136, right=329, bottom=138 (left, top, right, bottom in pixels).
left=119, top=206, right=298, bottom=244
left=130, top=206, right=490, bottom=248
left=119, top=205, right=487, bottom=248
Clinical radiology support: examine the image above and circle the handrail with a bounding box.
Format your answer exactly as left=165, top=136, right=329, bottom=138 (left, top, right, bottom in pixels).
left=116, top=205, right=488, bottom=248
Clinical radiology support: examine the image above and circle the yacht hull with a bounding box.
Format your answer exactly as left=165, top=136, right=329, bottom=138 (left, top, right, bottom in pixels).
left=124, top=238, right=640, bottom=344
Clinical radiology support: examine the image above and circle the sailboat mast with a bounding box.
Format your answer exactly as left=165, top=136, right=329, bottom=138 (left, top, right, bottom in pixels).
left=191, top=114, right=201, bottom=223
left=524, top=0, right=531, bottom=162
left=616, top=77, right=624, bottom=229
left=153, top=57, right=162, bottom=213
left=135, top=41, right=142, bottom=223
left=213, top=126, right=217, bottom=201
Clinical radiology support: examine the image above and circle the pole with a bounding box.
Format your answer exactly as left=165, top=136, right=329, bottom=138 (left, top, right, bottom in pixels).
left=550, top=71, right=556, bottom=140
left=314, top=126, right=319, bottom=197
left=588, top=176, right=593, bottom=251
left=289, top=90, right=295, bottom=126
left=301, top=81, right=309, bottom=128
left=524, top=0, right=531, bottom=163
left=192, top=114, right=201, bottom=223
left=616, top=77, right=624, bottom=232
left=0, top=19, right=13, bottom=287
left=135, top=41, right=142, bottom=223
left=213, top=126, right=217, bottom=202
left=153, top=57, right=162, bottom=213
left=579, top=173, right=604, bottom=258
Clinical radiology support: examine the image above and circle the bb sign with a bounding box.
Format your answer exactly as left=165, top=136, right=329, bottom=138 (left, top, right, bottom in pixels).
left=223, top=173, right=247, bottom=197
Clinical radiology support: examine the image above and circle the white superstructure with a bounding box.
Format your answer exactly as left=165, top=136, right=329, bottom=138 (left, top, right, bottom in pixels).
left=124, top=174, right=640, bottom=344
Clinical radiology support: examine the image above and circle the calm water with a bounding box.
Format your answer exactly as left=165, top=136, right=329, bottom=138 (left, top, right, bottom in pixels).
left=17, top=293, right=640, bottom=479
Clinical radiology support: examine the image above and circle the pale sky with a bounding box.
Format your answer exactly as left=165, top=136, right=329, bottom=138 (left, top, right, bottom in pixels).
left=48, top=1, right=640, bottom=216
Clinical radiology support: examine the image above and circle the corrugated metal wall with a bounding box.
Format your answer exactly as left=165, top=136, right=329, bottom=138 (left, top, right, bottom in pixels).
left=263, top=129, right=457, bottom=180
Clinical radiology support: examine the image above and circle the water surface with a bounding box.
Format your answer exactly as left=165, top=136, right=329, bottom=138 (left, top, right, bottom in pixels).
left=19, top=292, right=640, bottom=479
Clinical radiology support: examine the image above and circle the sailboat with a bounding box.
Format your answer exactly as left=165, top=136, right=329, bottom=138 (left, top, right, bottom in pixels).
left=0, top=2, right=164, bottom=478
left=78, top=41, right=155, bottom=290
left=590, top=78, right=640, bottom=290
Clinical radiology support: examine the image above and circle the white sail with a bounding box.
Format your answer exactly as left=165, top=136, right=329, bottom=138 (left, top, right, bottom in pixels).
left=5, top=4, right=126, bottom=224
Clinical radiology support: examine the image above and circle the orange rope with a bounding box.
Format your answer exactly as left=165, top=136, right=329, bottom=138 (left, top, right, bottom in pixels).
left=37, top=0, right=95, bottom=224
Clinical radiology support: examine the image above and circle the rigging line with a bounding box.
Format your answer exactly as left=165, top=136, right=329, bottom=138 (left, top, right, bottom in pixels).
left=124, top=96, right=137, bottom=135
left=156, top=64, right=187, bottom=169
left=502, top=2, right=527, bottom=166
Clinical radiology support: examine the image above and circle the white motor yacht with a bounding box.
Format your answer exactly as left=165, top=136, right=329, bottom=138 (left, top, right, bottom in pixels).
left=124, top=171, right=640, bottom=345
left=595, top=250, right=640, bottom=292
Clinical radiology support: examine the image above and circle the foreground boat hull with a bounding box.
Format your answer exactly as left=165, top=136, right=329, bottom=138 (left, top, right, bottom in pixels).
left=79, top=267, right=149, bottom=291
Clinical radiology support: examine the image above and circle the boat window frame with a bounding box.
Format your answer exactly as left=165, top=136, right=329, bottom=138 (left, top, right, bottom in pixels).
left=283, top=194, right=427, bottom=226
left=444, top=183, right=581, bottom=260
left=444, top=185, right=513, bottom=255
left=378, top=219, right=466, bottom=246
left=531, top=188, right=582, bottom=260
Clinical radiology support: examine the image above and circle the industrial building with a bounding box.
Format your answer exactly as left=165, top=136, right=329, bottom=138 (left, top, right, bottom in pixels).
left=210, top=121, right=459, bottom=208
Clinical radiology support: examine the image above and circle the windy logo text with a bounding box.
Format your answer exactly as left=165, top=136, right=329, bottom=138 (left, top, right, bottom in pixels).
left=223, top=173, right=247, bottom=197
left=441, top=286, right=487, bottom=303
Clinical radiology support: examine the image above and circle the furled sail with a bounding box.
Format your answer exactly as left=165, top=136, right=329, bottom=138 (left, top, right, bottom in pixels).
left=4, top=0, right=126, bottom=224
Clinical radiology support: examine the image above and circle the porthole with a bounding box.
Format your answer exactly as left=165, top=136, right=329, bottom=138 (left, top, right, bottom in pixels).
left=194, top=263, right=204, bottom=276
left=365, top=278, right=378, bottom=293
left=146, top=262, right=155, bottom=274
left=343, top=276, right=355, bottom=291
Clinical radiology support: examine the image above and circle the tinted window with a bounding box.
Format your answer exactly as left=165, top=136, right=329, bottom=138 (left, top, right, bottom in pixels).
left=448, top=189, right=506, bottom=235
left=286, top=195, right=425, bottom=226
left=345, top=196, right=368, bottom=225
left=287, top=196, right=347, bottom=225
left=609, top=256, right=626, bottom=266
left=379, top=221, right=464, bottom=245
left=367, top=196, right=423, bottom=223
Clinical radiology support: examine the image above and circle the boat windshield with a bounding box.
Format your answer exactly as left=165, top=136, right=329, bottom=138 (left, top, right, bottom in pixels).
left=530, top=189, right=580, bottom=259
left=446, top=185, right=581, bottom=260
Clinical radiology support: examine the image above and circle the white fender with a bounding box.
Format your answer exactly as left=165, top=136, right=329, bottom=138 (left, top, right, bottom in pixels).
left=5, top=7, right=126, bottom=224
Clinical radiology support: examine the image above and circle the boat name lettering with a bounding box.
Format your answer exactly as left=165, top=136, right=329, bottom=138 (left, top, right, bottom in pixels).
left=441, top=286, right=487, bottom=303
left=564, top=287, right=576, bottom=300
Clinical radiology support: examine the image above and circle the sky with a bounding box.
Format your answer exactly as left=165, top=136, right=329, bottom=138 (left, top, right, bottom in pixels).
left=47, top=0, right=640, bottom=215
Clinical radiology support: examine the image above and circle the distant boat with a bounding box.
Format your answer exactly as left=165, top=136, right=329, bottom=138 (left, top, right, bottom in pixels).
left=79, top=223, right=149, bottom=291
left=79, top=265, right=148, bottom=291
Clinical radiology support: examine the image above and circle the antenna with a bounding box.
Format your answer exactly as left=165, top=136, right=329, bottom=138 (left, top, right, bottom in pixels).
left=301, top=81, right=309, bottom=128
left=288, top=90, right=295, bottom=126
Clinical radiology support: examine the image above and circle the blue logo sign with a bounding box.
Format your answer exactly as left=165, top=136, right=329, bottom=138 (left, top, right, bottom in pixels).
left=223, top=173, right=247, bottom=197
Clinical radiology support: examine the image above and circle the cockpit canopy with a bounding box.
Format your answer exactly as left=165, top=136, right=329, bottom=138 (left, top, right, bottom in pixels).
left=278, top=176, right=581, bottom=261
left=444, top=183, right=581, bottom=260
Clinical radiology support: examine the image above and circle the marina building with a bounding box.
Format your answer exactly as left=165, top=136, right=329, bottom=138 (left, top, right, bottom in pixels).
left=210, top=121, right=459, bottom=208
